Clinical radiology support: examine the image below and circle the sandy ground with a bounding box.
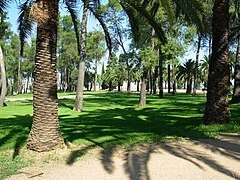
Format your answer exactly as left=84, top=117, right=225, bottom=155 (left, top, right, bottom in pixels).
left=7, top=133, right=240, bottom=180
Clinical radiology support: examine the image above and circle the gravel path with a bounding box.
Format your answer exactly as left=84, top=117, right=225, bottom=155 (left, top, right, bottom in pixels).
left=7, top=134, right=240, bottom=180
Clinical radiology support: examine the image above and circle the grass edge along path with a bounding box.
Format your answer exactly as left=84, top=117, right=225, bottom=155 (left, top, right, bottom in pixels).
left=0, top=92, right=239, bottom=179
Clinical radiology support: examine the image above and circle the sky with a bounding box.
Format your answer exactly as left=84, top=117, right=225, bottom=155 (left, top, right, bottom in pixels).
left=5, top=1, right=206, bottom=64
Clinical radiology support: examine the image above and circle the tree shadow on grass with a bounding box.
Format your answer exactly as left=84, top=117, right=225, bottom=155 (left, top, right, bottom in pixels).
left=0, top=115, right=32, bottom=158
left=61, top=103, right=240, bottom=179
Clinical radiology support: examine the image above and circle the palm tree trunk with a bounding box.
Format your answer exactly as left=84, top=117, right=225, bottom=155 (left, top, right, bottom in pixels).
left=193, top=33, right=202, bottom=96
left=232, top=34, right=240, bottom=103
left=139, top=68, right=148, bottom=107
left=158, top=48, right=163, bottom=98
left=73, top=3, right=88, bottom=112
left=27, top=0, right=64, bottom=151
left=204, top=0, right=230, bottom=124
left=0, top=46, right=7, bottom=107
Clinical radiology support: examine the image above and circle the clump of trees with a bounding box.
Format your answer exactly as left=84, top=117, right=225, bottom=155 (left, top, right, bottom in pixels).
left=0, top=0, right=239, bottom=152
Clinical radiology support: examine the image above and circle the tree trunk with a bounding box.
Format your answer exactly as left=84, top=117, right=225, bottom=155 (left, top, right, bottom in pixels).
left=118, top=81, right=121, bottom=92
left=17, top=57, right=21, bottom=94
left=0, top=46, right=7, bottom=107
left=94, top=58, right=97, bottom=91
left=172, top=65, right=176, bottom=95
left=137, top=81, right=140, bottom=92
left=139, top=68, right=148, bottom=107
left=27, top=0, right=64, bottom=152
left=64, top=65, right=67, bottom=92
left=204, top=0, right=230, bottom=124
left=186, top=79, right=191, bottom=94
left=193, top=33, right=202, bottom=96
left=158, top=48, right=163, bottom=98
left=149, top=69, right=153, bottom=95
left=168, top=64, right=171, bottom=93
left=231, top=34, right=240, bottom=103
left=73, top=3, right=88, bottom=112
left=153, top=66, right=157, bottom=94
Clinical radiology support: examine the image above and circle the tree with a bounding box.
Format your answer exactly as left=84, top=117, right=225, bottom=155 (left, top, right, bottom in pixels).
left=0, top=46, right=6, bottom=107
left=74, top=1, right=89, bottom=112
left=177, top=59, right=195, bottom=94
left=0, top=12, right=10, bottom=107
left=26, top=0, right=64, bottom=151
left=204, top=0, right=230, bottom=124
left=86, top=30, right=106, bottom=91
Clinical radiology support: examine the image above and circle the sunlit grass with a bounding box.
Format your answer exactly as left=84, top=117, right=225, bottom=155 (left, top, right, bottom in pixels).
left=0, top=92, right=239, bottom=178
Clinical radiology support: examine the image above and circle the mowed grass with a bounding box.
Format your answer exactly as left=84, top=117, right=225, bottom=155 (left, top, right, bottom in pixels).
left=0, top=92, right=239, bottom=178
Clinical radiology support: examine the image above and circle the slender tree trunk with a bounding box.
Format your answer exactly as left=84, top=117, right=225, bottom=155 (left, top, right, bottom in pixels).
left=168, top=64, right=171, bottom=93
left=153, top=66, right=157, bottom=94
left=27, top=0, right=64, bottom=151
left=231, top=34, right=240, bottom=103
left=64, top=65, right=67, bottom=92
left=118, top=81, right=121, bottom=92
left=139, top=68, right=148, bottom=107
left=158, top=48, right=163, bottom=98
left=137, top=81, right=140, bottom=92
left=17, top=57, right=21, bottom=94
left=149, top=69, right=153, bottom=95
left=25, top=75, right=30, bottom=93
left=73, top=3, right=88, bottom=112
left=204, top=0, right=230, bottom=124
left=172, top=65, right=176, bottom=95
left=0, top=46, right=7, bottom=107
left=193, top=33, right=202, bottom=96
left=94, top=58, right=98, bottom=91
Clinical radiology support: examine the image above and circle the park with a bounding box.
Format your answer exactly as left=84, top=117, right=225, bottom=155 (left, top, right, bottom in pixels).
left=0, top=0, right=240, bottom=179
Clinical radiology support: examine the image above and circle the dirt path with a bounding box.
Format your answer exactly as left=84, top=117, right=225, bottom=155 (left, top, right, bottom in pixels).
left=7, top=134, right=240, bottom=180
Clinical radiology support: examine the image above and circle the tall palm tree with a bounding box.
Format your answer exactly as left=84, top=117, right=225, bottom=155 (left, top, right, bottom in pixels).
left=0, top=46, right=7, bottom=107
left=204, top=0, right=230, bottom=124
left=0, top=2, right=10, bottom=107
left=177, top=59, right=195, bottom=94
left=21, top=0, right=64, bottom=152
left=73, top=1, right=89, bottom=112
left=230, top=0, right=240, bottom=103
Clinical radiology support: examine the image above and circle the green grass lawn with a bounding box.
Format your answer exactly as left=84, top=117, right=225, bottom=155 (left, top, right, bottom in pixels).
left=5, top=90, right=111, bottom=99
left=0, top=92, right=239, bottom=178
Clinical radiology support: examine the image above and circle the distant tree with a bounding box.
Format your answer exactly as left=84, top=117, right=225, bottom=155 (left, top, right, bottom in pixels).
left=177, top=59, right=195, bottom=94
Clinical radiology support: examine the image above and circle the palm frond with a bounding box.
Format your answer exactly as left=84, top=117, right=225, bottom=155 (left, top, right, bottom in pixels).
left=65, top=0, right=81, bottom=55
left=0, top=0, right=11, bottom=14
left=18, top=0, right=33, bottom=56
left=120, top=2, right=140, bottom=43
left=159, top=0, right=174, bottom=24
left=88, top=6, right=112, bottom=55
left=174, top=0, right=204, bottom=32
left=122, top=0, right=166, bottom=43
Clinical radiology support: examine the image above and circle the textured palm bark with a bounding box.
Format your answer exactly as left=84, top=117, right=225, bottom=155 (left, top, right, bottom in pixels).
left=27, top=0, right=64, bottom=152
left=231, top=35, right=240, bottom=103
left=204, top=0, right=230, bottom=124
left=0, top=46, right=7, bottom=107
left=74, top=3, right=88, bottom=112
left=139, top=68, right=148, bottom=107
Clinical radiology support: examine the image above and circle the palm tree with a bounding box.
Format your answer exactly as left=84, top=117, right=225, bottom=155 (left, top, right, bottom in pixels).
left=0, top=46, right=7, bottom=107
left=21, top=0, right=64, bottom=152
left=0, top=2, right=10, bottom=107
left=204, top=0, right=230, bottom=124
left=230, top=0, right=240, bottom=103
left=73, top=0, right=112, bottom=111
left=177, top=59, right=195, bottom=94
left=73, top=1, right=88, bottom=112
